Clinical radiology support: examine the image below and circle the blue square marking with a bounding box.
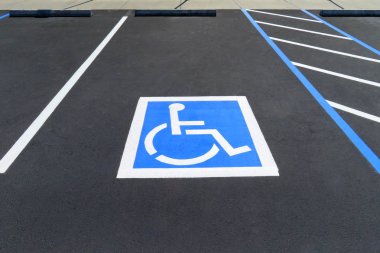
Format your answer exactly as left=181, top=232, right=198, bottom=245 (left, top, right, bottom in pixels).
left=133, top=100, right=262, bottom=168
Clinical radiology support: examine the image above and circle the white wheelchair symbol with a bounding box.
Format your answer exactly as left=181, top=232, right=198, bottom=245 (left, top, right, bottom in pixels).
left=144, top=103, right=251, bottom=166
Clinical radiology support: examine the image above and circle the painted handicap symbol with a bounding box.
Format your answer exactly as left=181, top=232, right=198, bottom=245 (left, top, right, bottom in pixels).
left=145, top=103, right=251, bottom=166
left=117, top=97, right=278, bottom=178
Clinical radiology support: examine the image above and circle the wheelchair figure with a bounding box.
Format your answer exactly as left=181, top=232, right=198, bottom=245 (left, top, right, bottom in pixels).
left=144, top=103, right=251, bottom=166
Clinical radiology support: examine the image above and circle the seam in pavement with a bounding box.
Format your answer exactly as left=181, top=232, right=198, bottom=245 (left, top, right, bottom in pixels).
left=283, top=0, right=300, bottom=9
left=231, top=0, right=243, bottom=9
left=120, top=0, right=135, bottom=10
left=64, top=0, right=94, bottom=10
left=328, top=0, right=344, bottom=9
left=175, top=0, right=190, bottom=9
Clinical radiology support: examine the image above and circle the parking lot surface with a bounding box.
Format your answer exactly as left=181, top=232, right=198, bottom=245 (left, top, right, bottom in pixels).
left=0, top=10, right=379, bottom=252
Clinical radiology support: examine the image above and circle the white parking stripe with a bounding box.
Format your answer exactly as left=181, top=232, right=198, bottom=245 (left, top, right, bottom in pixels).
left=328, top=101, right=380, bottom=124
left=271, top=37, right=380, bottom=63
left=247, top=9, right=322, bottom=23
left=292, top=62, right=380, bottom=88
left=0, top=16, right=128, bottom=174
left=256, top=21, right=351, bottom=40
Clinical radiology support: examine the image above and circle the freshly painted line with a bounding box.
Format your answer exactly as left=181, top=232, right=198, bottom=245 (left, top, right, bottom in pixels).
left=292, top=62, right=380, bottom=88
left=247, top=9, right=322, bottom=23
left=256, top=21, right=351, bottom=40
left=328, top=100, right=380, bottom=124
left=241, top=9, right=380, bottom=173
left=0, top=13, right=9, bottom=20
left=302, top=9, right=380, bottom=56
left=0, top=16, right=128, bottom=174
left=271, top=37, right=380, bottom=63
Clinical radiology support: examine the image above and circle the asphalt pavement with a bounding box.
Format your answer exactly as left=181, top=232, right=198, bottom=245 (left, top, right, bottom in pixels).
left=0, top=10, right=379, bottom=252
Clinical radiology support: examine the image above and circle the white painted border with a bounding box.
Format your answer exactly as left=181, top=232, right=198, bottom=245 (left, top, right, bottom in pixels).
left=117, top=96, right=279, bottom=178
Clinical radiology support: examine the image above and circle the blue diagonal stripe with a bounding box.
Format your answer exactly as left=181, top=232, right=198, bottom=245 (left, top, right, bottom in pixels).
left=0, top=13, right=9, bottom=20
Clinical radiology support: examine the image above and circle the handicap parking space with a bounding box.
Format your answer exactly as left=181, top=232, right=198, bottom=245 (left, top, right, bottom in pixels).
left=0, top=10, right=380, bottom=252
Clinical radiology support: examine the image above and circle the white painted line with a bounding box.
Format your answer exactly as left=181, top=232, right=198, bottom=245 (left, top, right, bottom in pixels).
left=328, top=100, right=380, bottom=124
left=247, top=9, right=322, bottom=23
left=0, top=16, right=128, bottom=174
left=256, top=21, right=351, bottom=40
left=271, top=37, right=380, bottom=63
left=292, top=62, right=380, bottom=88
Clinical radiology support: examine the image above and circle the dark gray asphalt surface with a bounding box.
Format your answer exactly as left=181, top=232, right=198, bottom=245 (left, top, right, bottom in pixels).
left=0, top=11, right=126, bottom=156
left=0, top=10, right=379, bottom=252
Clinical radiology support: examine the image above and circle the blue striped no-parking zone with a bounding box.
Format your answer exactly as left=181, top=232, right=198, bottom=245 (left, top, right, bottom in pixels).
left=241, top=8, right=380, bottom=173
